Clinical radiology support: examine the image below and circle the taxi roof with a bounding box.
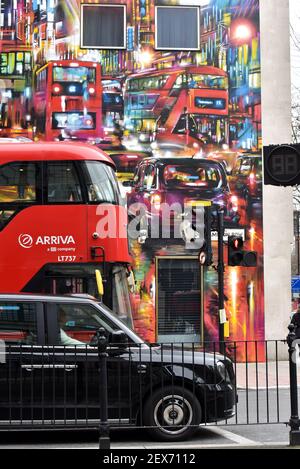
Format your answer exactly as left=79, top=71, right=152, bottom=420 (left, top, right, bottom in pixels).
left=0, top=142, right=115, bottom=168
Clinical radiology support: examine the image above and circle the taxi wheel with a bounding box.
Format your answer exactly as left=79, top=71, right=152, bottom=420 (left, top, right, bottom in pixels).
left=143, top=386, right=202, bottom=442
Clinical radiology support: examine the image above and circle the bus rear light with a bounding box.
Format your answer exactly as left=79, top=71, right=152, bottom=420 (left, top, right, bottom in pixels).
left=150, top=194, right=162, bottom=210
left=88, top=86, right=96, bottom=95
left=52, top=83, right=62, bottom=95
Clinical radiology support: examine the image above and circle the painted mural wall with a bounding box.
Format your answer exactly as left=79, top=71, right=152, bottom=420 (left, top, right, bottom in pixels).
left=0, top=0, right=264, bottom=358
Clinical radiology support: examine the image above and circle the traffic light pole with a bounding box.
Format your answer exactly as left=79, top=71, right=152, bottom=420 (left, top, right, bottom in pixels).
left=217, top=211, right=225, bottom=354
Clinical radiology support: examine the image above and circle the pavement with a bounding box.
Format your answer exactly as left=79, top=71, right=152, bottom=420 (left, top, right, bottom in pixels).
left=0, top=423, right=291, bottom=449
left=236, top=361, right=293, bottom=389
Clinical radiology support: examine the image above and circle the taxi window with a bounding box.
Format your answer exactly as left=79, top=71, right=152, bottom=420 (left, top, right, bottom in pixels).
left=55, top=303, right=120, bottom=345
left=0, top=163, right=36, bottom=203
left=142, top=165, right=156, bottom=190
left=0, top=302, right=38, bottom=344
left=163, top=164, right=221, bottom=189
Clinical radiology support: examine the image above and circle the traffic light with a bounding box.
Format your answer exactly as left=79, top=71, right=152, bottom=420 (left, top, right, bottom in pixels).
left=192, top=204, right=213, bottom=266
left=195, top=205, right=212, bottom=266
left=182, top=203, right=212, bottom=265
left=263, top=144, right=300, bottom=187
left=228, top=236, right=257, bottom=267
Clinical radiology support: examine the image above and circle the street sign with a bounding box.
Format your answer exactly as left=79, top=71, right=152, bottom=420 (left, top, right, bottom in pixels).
left=211, top=228, right=245, bottom=242
left=292, top=276, right=300, bottom=294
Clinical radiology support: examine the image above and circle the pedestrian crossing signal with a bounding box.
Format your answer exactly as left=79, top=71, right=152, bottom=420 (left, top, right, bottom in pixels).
left=263, top=144, right=300, bottom=187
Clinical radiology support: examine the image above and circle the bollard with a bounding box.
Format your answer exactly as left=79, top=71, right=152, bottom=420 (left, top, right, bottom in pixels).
left=287, top=323, right=300, bottom=446
left=97, top=327, right=110, bottom=450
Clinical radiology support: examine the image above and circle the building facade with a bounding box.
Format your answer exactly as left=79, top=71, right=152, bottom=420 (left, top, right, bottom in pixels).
left=0, top=0, right=292, bottom=359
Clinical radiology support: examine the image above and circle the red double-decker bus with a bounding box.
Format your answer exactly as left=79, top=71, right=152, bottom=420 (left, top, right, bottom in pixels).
left=33, top=60, right=103, bottom=142
left=124, top=65, right=229, bottom=149
left=0, top=142, right=133, bottom=325
left=102, top=77, right=124, bottom=129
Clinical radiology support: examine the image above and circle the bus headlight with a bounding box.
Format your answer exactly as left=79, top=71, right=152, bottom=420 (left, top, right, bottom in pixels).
left=52, top=83, right=62, bottom=95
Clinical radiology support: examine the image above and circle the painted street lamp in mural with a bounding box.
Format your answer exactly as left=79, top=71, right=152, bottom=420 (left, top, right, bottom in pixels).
left=136, top=48, right=153, bottom=69
left=229, top=19, right=256, bottom=46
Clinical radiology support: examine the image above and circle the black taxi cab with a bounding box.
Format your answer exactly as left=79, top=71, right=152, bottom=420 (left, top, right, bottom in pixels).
left=0, top=294, right=236, bottom=441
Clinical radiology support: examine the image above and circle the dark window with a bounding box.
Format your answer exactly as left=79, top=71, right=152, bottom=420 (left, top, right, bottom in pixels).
left=157, top=258, right=202, bottom=343
left=81, top=4, right=126, bottom=49
left=155, top=6, right=199, bottom=50
left=81, top=161, right=118, bottom=204
left=0, top=302, right=38, bottom=344
left=47, top=162, right=83, bottom=203
left=0, top=162, right=37, bottom=203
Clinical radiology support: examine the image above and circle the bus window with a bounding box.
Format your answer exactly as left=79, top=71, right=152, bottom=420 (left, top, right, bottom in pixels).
left=81, top=161, right=118, bottom=204
left=173, top=114, right=198, bottom=136
left=0, top=163, right=36, bottom=203
left=187, top=74, right=228, bottom=90
left=52, top=66, right=96, bottom=84
left=127, top=75, right=170, bottom=91
left=47, top=162, right=83, bottom=203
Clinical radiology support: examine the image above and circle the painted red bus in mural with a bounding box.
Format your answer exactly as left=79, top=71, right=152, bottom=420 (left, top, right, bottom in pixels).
left=102, top=77, right=124, bottom=131
left=33, top=60, right=103, bottom=142
left=124, top=65, right=229, bottom=150
left=0, top=142, right=133, bottom=326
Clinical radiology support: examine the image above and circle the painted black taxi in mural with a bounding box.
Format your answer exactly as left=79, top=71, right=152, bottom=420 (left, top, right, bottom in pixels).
left=127, top=157, right=240, bottom=243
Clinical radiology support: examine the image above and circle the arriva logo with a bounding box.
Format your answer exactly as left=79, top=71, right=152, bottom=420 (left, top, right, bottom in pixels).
left=18, top=234, right=75, bottom=248
left=18, top=234, right=34, bottom=249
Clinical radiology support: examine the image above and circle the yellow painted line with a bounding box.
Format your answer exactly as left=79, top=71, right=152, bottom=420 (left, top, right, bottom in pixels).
left=116, top=172, right=134, bottom=179
left=185, top=201, right=212, bottom=207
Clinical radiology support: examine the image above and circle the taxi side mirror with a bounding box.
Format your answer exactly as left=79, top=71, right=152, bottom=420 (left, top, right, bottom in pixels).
left=110, top=330, right=128, bottom=348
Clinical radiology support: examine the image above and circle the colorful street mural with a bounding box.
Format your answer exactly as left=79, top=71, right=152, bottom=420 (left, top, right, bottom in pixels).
left=0, top=0, right=264, bottom=359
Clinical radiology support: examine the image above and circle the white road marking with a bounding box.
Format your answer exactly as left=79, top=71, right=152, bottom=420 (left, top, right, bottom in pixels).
left=206, top=426, right=261, bottom=446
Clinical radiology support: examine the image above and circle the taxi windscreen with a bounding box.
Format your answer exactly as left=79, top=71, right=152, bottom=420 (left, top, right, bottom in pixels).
left=163, top=164, right=222, bottom=189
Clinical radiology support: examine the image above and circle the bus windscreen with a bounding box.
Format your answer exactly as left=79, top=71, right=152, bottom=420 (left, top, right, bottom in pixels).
left=53, top=66, right=96, bottom=83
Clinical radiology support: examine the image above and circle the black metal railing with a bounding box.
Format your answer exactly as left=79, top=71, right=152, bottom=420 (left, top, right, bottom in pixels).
left=0, top=338, right=294, bottom=444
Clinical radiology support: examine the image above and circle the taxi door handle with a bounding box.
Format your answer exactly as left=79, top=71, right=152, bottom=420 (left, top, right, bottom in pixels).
left=21, top=364, right=78, bottom=371
left=137, top=364, right=147, bottom=374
